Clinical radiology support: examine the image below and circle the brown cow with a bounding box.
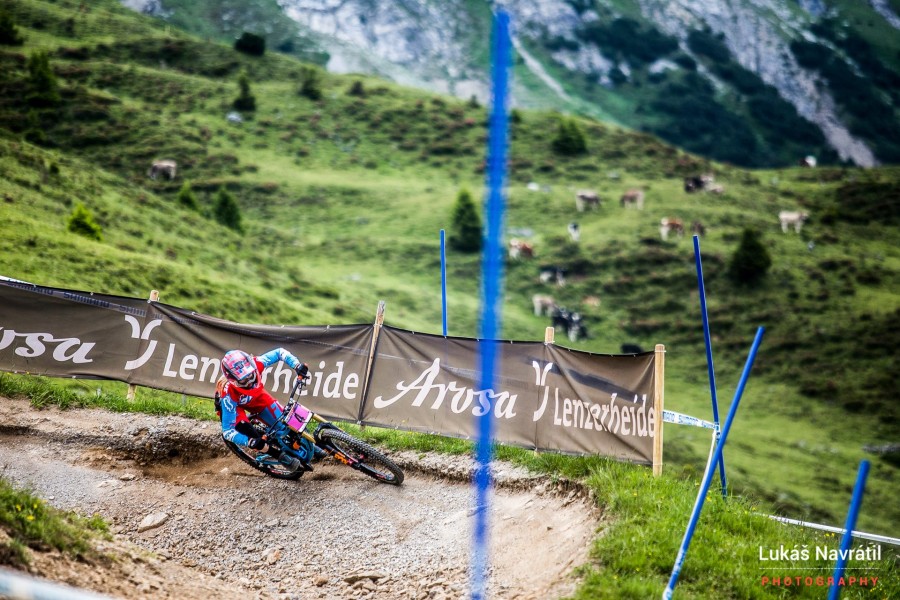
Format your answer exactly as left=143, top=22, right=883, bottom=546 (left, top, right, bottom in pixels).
left=620, top=189, right=644, bottom=209
left=691, top=220, right=706, bottom=236
left=575, top=189, right=601, bottom=212
left=660, top=217, right=685, bottom=241
left=508, top=238, right=534, bottom=260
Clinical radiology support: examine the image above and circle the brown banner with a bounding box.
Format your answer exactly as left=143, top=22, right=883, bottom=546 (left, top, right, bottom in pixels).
left=362, top=327, right=656, bottom=463
left=0, top=280, right=658, bottom=463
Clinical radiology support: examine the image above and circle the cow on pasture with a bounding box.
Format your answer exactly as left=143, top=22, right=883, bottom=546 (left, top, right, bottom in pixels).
left=575, top=189, right=601, bottom=212
left=691, top=220, right=706, bottom=236
left=539, top=265, right=566, bottom=286
left=620, top=189, right=644, bottom=209
left=532, top=294, right=556, bottom=317
left=508, top=238, right=534, bottom=260
left=660, top=217, right=685, bottom=241
left=779, top=211, right=809, bottom=233
left=567, top=222, right=580, bottom=243
left=148, top=159, right=177, bottom=180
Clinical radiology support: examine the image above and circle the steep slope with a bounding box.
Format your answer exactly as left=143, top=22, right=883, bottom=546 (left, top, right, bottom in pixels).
left=120, top=0, right=900, bottom=168
left=1, top=0, right=899, bottom=536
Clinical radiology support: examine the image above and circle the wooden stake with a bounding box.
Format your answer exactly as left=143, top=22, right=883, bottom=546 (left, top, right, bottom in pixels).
left=358, top=301, right=386, bottom=425
left=127, top=290, right=159, bottom=401
left=544, top=326, right=554, bottom=344
left=653, top=343, right=666, bottom=476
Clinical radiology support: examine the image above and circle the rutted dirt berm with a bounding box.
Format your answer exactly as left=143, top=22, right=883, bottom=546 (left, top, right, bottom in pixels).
left=0, top=398, right=599, bottom=599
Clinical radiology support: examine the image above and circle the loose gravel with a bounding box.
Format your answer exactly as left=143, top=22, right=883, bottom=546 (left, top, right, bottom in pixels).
left=0, top=398, right=598, bottom=599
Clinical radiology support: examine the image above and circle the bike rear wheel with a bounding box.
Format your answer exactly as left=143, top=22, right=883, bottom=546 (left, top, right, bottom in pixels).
left=317, top=429, right=404, bottom=485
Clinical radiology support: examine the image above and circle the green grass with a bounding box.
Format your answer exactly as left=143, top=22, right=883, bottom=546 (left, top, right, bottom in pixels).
left=0, top=477, right=109, bottom=567
left=0, top=1, right=898, bottom=596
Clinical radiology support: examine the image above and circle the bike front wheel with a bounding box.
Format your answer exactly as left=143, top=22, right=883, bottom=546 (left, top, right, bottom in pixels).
left=317, top=429, right=404, bottom=485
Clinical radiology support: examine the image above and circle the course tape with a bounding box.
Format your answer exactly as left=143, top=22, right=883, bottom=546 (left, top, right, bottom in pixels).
left=663, top=409, right=719, bottom=431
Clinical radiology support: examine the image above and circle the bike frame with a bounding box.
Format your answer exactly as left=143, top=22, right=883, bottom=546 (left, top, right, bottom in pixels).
left=253, top=378, right=352, bottom=470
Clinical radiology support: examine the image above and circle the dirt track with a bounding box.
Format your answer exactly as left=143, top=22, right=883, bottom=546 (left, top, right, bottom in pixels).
left=0, top=398, right=599, bottom=599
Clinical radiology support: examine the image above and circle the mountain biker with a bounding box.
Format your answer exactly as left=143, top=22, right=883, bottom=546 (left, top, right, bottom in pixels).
left=215, top=347, right=317, bottom=472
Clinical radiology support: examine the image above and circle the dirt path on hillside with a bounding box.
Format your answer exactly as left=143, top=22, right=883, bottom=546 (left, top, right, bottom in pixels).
left=0, top=398, right=599, bottom=599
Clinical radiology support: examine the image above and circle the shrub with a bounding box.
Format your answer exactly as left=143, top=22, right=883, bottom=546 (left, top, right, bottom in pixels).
left=176, top=181, right=198, bottom=210
left=299, top=66, right=324, bottom=101
left=234, top=32, right=265, bottom=56
left=687, top=28, right=732, bottom=63
left=347, top=80, right=365, bottom=97
left=67, top=203, right=102, bottom=241
left=26, top=51, right=60, bottom=107
left=213, top=187, right=243, bottom=233
left=233, top=71, right=256, bottom=112
left=727, top=229, right=771, bottom=285
left=0, top=9, right=24, bottom=46
left=552, top=117, right=587, bottom=155
left=449, top=188, right=481, bottom=253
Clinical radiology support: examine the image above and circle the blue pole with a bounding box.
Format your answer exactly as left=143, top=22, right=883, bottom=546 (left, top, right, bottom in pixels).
left=692, top=235, right=727, bottom=498
left=827, top=460, right=871, bottom=600
left=441, top=229, right=448, bottom=337
left=472, top=10, right=510, bottom=600
left=663, top=326, right=765, bottom=600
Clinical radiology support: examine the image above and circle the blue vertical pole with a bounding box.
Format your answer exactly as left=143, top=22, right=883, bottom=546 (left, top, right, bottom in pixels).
left=441, top=229, right=448, bottom=337
left=472, top=9, right=510, bottom=600
left=827, top=460, right=871, bottom=600
left=693, top=235, right=727, bottom=498
left=663, top=326, right=765, bottom=600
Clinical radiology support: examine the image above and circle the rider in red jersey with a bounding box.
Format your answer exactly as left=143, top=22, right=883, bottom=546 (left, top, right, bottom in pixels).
left=215, top=347, right=315, bottom=471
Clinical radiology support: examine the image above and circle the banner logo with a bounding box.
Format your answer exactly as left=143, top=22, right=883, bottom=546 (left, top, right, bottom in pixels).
left=123, top=316, right=162, bottom=370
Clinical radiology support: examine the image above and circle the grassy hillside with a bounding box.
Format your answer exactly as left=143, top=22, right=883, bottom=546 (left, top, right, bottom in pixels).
left=0, top=1, right=899, bottom=595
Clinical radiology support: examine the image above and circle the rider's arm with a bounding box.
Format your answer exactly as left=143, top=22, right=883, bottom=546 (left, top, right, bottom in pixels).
left=256, top=347, right=301, bottom=371
left=219, top=392, right=252, bottom=447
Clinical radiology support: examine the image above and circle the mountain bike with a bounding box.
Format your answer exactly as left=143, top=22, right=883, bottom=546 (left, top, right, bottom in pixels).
left=221, top=378, right=404, bottom=485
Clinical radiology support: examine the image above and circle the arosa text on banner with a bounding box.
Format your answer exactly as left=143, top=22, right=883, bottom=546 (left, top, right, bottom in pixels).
left=362, top=327, right=657, bottom=464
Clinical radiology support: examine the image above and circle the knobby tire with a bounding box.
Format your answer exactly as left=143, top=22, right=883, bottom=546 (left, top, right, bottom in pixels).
left=222, top=419, right=303, bottom=481
left=318, top=428, right=404, bottom=485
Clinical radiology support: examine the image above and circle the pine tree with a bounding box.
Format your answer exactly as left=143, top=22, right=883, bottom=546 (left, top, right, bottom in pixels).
left=450, top=188, right=482, bottom=253
left=214, top=187, right=243, bottom=233
left=551, top=117, right=587, bottom=155
left=176, top=181, right=198, bottom=210
left=233, top=71, right=256, bottom=112
left=26, top=51, right=60, bottom=107
left=728, top=228, right=772, bottom=285
left=299, top=66, right=323, bottom=101
left=0, top=9, right=25, bottom=46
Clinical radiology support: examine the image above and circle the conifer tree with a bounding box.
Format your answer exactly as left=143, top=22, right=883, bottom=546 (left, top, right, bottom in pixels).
left=552, top=117, right=587, bottom=155
left=0, top=9, right=25, bottom=46
left=299, top=66, right=323, bottom=101
left=26, top=51, right=60, bottom=107
left=728, top=228, right=772, bottom=285
left=233, top=71, right=256, bottom=112
left=214, top=187, right=243, bottom=233
left=176, top=181, right=198, bottom=210
left=450, top=188, right=482, bottom=253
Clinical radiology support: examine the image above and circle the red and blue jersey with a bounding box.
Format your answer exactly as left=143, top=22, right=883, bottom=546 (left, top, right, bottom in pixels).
left=218, top=348, right=301, bottom=447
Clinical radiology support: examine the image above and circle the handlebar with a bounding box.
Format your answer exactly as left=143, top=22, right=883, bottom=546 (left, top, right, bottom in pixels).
left=288, top=375, right=310, bottom=403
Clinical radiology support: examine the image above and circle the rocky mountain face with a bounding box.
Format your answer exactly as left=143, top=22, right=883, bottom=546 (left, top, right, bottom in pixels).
left=124, top=0, right=900, bottom=168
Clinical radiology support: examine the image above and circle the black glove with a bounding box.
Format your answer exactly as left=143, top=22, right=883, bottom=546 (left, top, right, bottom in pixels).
left=295, top=362, right=310, bottom=380
left=247, top=436, right=266, bottom=451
